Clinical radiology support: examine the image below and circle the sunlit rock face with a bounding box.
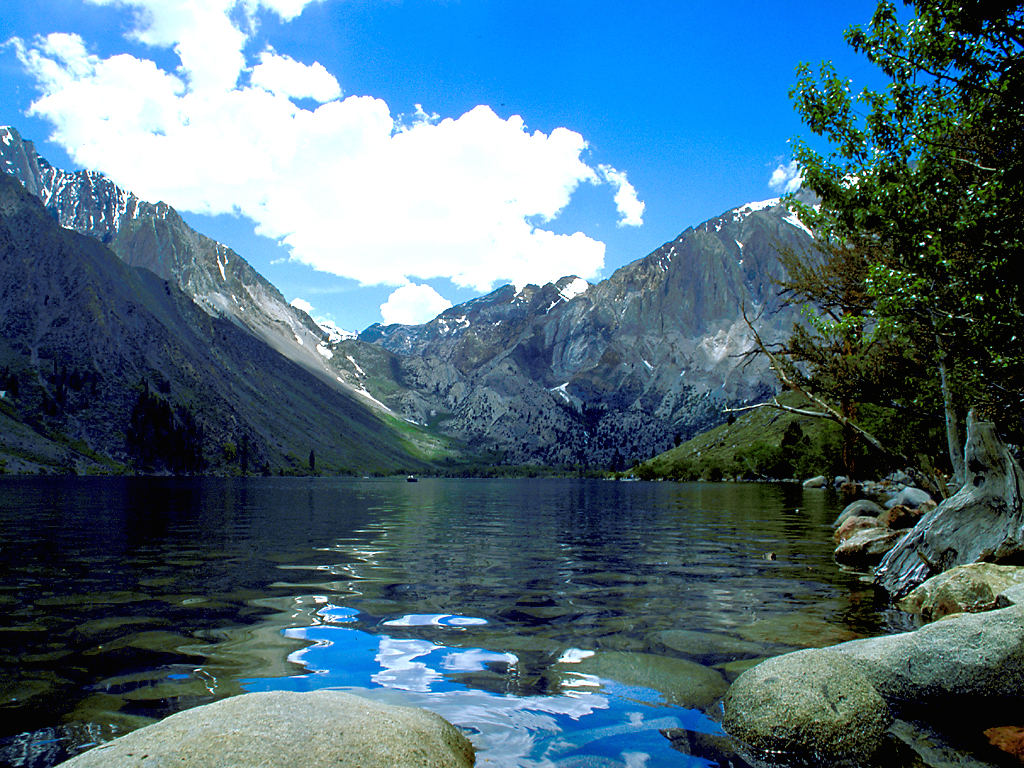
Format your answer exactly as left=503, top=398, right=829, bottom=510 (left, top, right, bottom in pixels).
left=357, top=194, right=817, bottom=466
left=0, top=126, right=335, bottom=396
left=0, top=158, right=424, bottom=476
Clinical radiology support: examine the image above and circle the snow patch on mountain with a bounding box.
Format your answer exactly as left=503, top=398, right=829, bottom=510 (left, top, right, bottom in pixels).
left=735, top=198, right=781, bottom=218
left=346, top=355, right=366, bottom=377
left=783, top=209, right=814, bottom=238
left=316, top=319, right=356, bottom=343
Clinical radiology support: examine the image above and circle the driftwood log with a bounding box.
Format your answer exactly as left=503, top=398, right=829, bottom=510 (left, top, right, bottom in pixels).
left=875, top=411, right=1024, bottom=599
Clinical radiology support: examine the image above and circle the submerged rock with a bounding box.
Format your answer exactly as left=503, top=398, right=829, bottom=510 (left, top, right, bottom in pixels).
left=658, top=629, right=768, bottom=662
left=557, top=651, right=728, bottom=710
left=736, top=613, right=859, bottom=649
left=55, top=690, right=476, bottom=768
left=722, top=648, right=891, bottom=766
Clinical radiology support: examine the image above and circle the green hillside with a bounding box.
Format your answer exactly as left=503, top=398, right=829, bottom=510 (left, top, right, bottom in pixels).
left=633, top=391, right=845, bottom=482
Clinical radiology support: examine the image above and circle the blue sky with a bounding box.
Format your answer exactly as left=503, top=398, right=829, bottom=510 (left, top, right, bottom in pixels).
left=1, top=0, right=882, bottom=332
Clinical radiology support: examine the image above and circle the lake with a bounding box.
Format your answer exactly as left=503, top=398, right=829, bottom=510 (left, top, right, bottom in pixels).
left=0, top=476, right=895, bottom=767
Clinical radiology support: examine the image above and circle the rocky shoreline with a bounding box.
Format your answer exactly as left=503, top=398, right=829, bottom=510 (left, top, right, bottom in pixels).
left=718, top=417, right=1024, bottom=767
left=721, top=572, right=1024, bottom=766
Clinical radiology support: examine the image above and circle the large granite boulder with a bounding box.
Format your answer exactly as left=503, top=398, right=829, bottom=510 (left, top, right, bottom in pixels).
left=834, top=603, right=1024, bottom=716
left=722, top=648, right=891, bottom=766
left=55, top=690, right=476, bottom=768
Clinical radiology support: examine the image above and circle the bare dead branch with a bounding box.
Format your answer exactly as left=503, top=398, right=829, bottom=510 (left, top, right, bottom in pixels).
left=738, top=303, right=904, bottom=461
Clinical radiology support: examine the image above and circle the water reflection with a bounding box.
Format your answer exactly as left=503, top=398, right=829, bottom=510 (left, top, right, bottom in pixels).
left=0, top=476, right=885, bottom=767
left=246, top=608, right=720, bottom=767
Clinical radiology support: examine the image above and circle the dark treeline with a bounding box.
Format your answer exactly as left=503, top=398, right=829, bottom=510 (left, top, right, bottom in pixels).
left=125, top=380, right=206, bottom=473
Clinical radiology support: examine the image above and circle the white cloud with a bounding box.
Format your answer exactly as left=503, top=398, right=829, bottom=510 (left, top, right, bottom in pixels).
left=769, top=160, right=803, bottom=194
left=251, top=50, right=341, bottom=102
left=290, top=297, right=314, bottom=313
left=380, top=283, right=453, bottom=326
left=598, top=165, right=644, bottom=227
left=15, top=0, right=643, bottom=296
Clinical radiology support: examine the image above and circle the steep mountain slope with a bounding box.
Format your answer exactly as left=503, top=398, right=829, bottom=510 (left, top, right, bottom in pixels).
left=0, top=127, right=340, bottom=397
left=0, top=172, right=428, bottom=475
left=345, top=196, right=817, bottom=467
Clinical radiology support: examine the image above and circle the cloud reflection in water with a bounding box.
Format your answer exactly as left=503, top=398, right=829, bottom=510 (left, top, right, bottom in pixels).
left=243, top=610, right=718, bottom=767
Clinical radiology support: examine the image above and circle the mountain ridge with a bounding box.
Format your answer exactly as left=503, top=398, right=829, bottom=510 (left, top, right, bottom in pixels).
left=0, top=169, right=431, bottom=475
left=339, top=191, right=815, bottom=466
left=3, top=125, right=815, bottom=471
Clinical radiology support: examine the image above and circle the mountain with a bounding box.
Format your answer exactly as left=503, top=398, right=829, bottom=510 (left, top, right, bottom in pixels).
left=2, top=126, right=815, bottom=473
left=0, top=170, right=430, bottom=475
left=0, top=126, right=343, bottom=398
left=339, top=196, right=817, bottom=468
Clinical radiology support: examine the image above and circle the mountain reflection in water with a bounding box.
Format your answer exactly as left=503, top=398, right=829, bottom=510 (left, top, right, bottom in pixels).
left=0, top=476, right=890, bottom=767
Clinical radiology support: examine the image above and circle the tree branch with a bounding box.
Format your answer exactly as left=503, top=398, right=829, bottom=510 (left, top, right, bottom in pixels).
left=737, top=304, right=904, bottom=462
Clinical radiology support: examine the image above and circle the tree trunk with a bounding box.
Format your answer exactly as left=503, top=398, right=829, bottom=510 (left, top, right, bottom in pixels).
left=874, top=410, right=1024, bottom=599
left=936, top=337, right=965, bottom=488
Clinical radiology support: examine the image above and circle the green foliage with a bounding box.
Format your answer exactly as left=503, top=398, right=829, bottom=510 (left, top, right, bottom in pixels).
left=635, top=393, right=850, bottom=482
left=788, top=1, right=1024, bottom=435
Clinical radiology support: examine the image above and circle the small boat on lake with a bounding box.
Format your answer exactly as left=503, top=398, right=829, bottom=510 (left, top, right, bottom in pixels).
left=407, top=475, right=418, bottom=482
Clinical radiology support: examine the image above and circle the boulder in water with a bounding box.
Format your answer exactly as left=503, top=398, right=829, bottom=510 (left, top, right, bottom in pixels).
left=896, top=562, right=1024, bottom=621
left=722, top=648, right=891, bottom=766
left=832, top=499, right=885, bottom=528
left=55, top=690, right=476, bottom=768
left=835, top=602, right=1024, bottom=716
left=834, top=527, right=907, bottom=568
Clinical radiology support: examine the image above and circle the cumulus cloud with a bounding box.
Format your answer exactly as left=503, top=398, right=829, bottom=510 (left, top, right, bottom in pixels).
left=15, top=0, right=644, bottom=297
left=769, top=160, right=803, bottom=194
left=251, top=50, right=341, bottom=102
left=380, top=283, right=453, bottom=326
left=290, top=297, right=314, bottom=313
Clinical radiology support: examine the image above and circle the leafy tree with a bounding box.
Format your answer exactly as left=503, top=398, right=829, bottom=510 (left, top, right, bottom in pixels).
left=784, top=1, right=1024, bottom=485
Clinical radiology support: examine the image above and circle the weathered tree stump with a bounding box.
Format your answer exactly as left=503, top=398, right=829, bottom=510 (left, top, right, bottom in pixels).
left=875, top=411, right=1024, bottom=599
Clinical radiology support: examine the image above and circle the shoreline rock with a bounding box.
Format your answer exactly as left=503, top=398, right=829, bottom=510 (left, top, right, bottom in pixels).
left=874, top=413, right=1024, bottom=599
left=721, top=582, right=1024, bottom=766
left=896, top=562, right=1024, bottom=620
left=722, top=648, right=892, bottom=765
left=55, top=690, right=476, bottom=768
